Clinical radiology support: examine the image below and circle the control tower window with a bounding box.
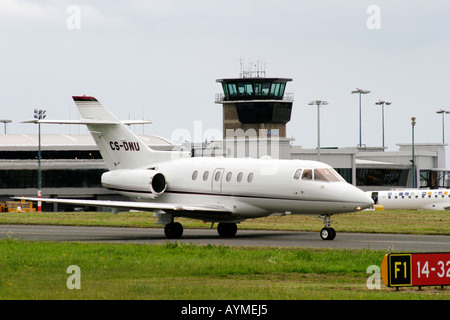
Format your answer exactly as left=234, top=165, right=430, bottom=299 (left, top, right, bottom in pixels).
left=244, top=83, right=253, bottom=96
left=227, top=83, right=237, bottom=97
left=270, top=83, right=280, bottom=96
left=279, top=83, right=286, bottom=97
left=220, top=80, right=289, bottom=100
left=270, top=83, right=286, bottom=98
left=233, top=82, right=255, bottom=97
left=237, top=83, right=245, bottom=96
left=222, top=84, right=229, bottom=97
left=261, top=83, right=271, bottom=96
left=254, top=83, right=262, bottom=95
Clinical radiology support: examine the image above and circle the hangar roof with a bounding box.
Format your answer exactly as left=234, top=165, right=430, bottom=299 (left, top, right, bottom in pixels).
left=0, top=134, right=174, bottom=151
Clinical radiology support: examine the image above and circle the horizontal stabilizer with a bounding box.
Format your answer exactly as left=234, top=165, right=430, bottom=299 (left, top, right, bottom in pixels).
left=21, top=119, right=152, bottom=125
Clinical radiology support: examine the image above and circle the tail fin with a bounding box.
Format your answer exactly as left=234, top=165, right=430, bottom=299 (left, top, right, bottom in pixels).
left=73, top=96, right=180, bottom=170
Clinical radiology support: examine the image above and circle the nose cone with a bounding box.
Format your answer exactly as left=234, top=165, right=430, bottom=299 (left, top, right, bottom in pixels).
left=356, top=188, right=374, bottom=210
left=349, top=185, right=374, bottom=210
left=331, top=183, right=373, bottom=212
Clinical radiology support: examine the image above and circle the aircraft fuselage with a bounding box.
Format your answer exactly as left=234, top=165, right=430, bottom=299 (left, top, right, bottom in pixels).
left=103, top=156, right=373, bottom=222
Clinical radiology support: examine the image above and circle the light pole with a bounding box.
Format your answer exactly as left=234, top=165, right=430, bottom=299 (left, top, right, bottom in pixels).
left=351, top=88, right=370, bottom=148
left=34, top=109, right=46, bottom=212
left=0, top=120, right=12, bottom=134
left=436, top=109, right=450, bottom=143
left=308, top=99, right=328, bottom=161
left=375, top=100, right=391, bottom=151
left=411, top=117, right=416, bottom=188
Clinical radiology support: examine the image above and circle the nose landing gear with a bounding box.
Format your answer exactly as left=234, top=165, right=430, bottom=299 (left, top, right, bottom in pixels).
left=318, top=214, right=336, bottom=240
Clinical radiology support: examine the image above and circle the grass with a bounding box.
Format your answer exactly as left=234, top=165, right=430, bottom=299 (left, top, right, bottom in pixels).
left=1, top=239, right=448, bottom=300
left=0, top=209, right=449, bottom=235
left=0, top=209, right=448, bottom=300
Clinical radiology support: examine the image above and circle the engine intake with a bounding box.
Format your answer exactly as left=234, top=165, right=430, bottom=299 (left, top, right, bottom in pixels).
left=101, top=169, right=167, bottom=198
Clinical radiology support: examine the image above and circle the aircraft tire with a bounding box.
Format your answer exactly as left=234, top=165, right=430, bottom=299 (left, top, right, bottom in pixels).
left=320, top=227, right=336, bottom=240
left=164, top=222, right=183, bottom=239
left=217, top=223, right=238, bottom=237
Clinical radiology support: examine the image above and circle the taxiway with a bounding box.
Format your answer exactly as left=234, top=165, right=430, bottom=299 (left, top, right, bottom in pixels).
left=1, top=224, right=448, bottom=251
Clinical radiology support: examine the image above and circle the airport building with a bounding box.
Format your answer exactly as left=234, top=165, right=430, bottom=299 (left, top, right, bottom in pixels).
left=0, top=134, right=174, bottom=211
left=212, top=70, right=449, bottom=191
left=1, top=71, right=449, bottom=210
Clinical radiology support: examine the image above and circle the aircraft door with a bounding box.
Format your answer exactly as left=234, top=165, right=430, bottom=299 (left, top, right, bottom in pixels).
left=371, top=192, right=379, bottom=204
left=212, top=168, right=225, bottom=193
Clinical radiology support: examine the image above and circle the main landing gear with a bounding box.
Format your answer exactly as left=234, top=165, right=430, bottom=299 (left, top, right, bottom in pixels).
left=164, top=220, right=238, bottom=239
left=164, top=222, right=183, bottom=239
left=318, top=214, right=336, bottom=240
left=217, top=222, right=238, bottom=237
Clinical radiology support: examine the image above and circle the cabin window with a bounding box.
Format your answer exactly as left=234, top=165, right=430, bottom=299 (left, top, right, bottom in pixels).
left=247, top=173, right=254, bottom=183
left=226, top=172, right=232, bottom=182
left=192, top=170, right=198, bottom=181
left=203, top=171, right=209, bottom=181
left=301, top=169, right=313, bottom=180
left=214, top=171, right=221, bottom=182
left=237, top=172, right=243, bottom=182
left=293, top=169, right=302, bottom=180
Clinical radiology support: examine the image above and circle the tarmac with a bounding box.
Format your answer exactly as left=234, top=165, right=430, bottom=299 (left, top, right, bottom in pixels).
left=1, top=224, right=448, bottom=252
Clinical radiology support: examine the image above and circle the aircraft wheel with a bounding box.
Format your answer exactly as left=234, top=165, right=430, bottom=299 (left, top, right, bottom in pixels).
left=217, top=223, right=238, bottom=237
left=320, top=227, right=336, bottom=240
left=164, top=222, right=183, bottom=239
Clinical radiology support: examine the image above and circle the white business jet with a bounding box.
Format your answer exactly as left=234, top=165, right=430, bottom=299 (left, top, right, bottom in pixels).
left=368, top=189, right=450, bottom=210
left=20, top=96, right=373, bottom=240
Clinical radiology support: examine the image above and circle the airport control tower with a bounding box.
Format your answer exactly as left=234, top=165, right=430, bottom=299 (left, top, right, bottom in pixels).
left=215, top=64, right=293, bottom=139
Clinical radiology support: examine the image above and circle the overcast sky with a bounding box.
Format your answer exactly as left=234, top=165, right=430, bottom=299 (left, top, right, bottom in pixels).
left=1, top=1, right=450, bottom=164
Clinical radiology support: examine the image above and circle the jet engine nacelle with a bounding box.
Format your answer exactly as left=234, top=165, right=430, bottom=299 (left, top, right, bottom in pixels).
left=101, top=169, right=167, bottom=198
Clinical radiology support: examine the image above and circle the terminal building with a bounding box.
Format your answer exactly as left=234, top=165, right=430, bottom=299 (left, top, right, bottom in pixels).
left=1, top=71, right=449, bottom=211
left=0, top=134, right=175, bottom=211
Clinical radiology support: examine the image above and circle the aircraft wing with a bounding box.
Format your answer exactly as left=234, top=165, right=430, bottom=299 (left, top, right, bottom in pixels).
left=14, top=197, right=231, bottom=213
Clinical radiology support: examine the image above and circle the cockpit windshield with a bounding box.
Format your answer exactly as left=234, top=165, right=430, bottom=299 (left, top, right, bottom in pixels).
left=293, top=168, right=344, bottom=183
left=314, top=168, right=341, bottom=182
